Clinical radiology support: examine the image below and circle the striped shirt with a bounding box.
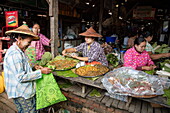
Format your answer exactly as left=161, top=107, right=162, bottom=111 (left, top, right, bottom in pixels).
left=145, top=42, right=155, bottom=54
left=123, top=47, right=154, bottom=70
left=75, top=41, right=108, bottom=66
left=4, top=43, right=42, bottom=99
left=30, top=33, right=50, bottom=60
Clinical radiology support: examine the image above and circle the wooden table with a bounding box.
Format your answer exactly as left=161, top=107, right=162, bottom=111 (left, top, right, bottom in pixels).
left=53, top=72, right=170, bottom=108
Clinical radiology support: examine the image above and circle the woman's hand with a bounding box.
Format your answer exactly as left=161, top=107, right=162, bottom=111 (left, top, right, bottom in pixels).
left=62, top=49, right=67, bottom=56
left=40, top=67, right=52, bottom=74
left=71, top=54, right=78, bottom=59
left=142, top=65, right=156, bottom=71
left=34, top=65, right=43, bottom=70
left=164, top=53, right=170, bottom=58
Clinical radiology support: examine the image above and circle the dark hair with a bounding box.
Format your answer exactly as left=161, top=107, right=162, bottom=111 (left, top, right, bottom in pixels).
left=142, top=31, right=153, bottom=38
left=130, top=32, right=138, bottom=37
left=134, top=37, right=146, bottom=45
left=9, top=33, right=34, bottom=44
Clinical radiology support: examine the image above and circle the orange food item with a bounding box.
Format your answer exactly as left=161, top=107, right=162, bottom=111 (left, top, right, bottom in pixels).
left=85, top=61, right=101, bottom=65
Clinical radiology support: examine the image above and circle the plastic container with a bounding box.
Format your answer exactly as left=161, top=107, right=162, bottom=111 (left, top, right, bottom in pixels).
left=105, top=37, right=117, bottom=43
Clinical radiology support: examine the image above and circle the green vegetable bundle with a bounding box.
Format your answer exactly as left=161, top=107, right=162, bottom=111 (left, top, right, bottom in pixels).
left=89, top=89, right=101, bottom=97
left=144, top=69, right=155, bottom=75
left=38, top=52, right=52, bottom=66
left=106, top=53, right=119, bottom=68
left=163, top=88, right=170, bottom=105
left=154, top=44, right=170, bottom=54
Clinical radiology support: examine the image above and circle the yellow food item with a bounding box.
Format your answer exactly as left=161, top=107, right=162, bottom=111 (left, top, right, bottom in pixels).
left=76, top=64, right=109, bottom=77
left=0, top=72, right=5, bottom=93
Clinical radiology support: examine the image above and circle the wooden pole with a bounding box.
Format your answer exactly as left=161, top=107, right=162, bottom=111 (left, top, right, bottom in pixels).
left=99, top=0, right=104, bottom=37
left=46, top=0, right=50, bottom=5
left=49, top=0, right=59, bottom=58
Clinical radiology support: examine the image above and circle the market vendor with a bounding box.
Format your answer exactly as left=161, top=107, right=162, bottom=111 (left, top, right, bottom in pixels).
left=124, top=37, right=156, bottom=71
left=30, top=23, right=51, bottom=60
left=127, top=32, right=138, bottom=48
left=4, top=23, right=51, bottom=113
left=62, top=27, right=108, bottom=66
left=143, top=31, right=170, bottom=60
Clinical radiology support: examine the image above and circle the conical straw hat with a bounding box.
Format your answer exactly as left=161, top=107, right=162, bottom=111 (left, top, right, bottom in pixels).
left=5, top=23, right=39, bottom=40
left=79, top=27, right=102, bottom=38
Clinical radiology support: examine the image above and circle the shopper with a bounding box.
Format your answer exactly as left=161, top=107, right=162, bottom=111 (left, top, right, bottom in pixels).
left=144, top=31, right=170, bottom=60
left=124, top=37, right=156, bottom=71
left=62, top=27, right=108, bottom=66
left=4, top=24, right=51, bottom=113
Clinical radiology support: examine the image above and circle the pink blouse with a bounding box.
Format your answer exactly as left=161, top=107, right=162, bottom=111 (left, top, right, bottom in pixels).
left=30, top=33, right=50, bottom=60
left=123, top=47, right=154, bottom=70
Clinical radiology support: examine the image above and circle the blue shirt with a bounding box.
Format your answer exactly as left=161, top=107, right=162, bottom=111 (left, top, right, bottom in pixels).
left=4, top=43, right=42, bottom=99
left=75, top=41, right=108, bottom=66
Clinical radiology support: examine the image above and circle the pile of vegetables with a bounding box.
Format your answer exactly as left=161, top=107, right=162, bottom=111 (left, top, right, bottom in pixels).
left=37, top=52, right=52, bottom=66
left=163, top=88, right=170, bottom=105
left=156, top=59, right=170, bottom=76
left=89, top=89, right=101, bottom=97
left=152, top=42, right=170, bottom=54
left=144, top=69, right=155, bottom=75
left=106, top=53, right=119, bottom=68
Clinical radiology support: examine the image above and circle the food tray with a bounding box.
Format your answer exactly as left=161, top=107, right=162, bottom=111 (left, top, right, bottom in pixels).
left=47, top=56, right=79, bottom=71
left=76, top=73, right=105, bottom=78
left=55, top=66, right=76, bottom=71
left=75, top=64, right=109, bottom=78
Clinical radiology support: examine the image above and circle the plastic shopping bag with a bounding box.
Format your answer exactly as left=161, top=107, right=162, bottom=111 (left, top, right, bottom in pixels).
left=36, top=73, right=67, bottom=110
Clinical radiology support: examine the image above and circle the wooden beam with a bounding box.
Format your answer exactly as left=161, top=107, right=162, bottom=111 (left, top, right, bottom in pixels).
left=49, top=0, right=54, bottom=16
left=50, top=0, right=59, bottom=58
left=46, top=0, right=50, bottom=5
left=99, top=0, right=104, bottom=37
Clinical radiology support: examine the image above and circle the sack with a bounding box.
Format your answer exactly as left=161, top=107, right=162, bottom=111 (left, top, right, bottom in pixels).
left=36, top=73, right=67, bottom=110
left=0, top=72, right=5, bottom=93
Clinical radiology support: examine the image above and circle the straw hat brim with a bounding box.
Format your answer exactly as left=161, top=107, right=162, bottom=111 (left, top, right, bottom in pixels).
left=5, top=29, right=39, bottom=40
left=79, top=32, right=102, bottom=38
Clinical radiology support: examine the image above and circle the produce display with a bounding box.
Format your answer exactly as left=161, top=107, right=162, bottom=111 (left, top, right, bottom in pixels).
left=47, top=56, right=79, bottom=70
left=152, top=42, right=170, bottom=54
left=163, top=88, right=170, bottom=105
left=156, top=59, right=170, bottom=77
left=38, top=52, right=52, bottom=66
left=75, top=64, right=109, bottom=77
left=102, top=67, right=167, bottom=97
left=106, top=53, right=119, bottom=68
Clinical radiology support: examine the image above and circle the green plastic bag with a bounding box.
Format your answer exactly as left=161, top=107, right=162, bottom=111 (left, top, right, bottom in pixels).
left=36, top=73, right=67, bottom=110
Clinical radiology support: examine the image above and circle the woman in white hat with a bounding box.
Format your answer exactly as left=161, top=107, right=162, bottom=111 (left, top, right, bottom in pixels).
left=4, top=23, right=51, bottom=113
left=62, top=27, right=108, bottom=66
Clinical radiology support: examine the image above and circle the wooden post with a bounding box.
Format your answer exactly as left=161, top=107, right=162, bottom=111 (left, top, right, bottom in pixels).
left=99, top=0, right=104, bottom=36
left=46, top=0, right=50, bottom=5
left=49, top=0, right=59, bottom=58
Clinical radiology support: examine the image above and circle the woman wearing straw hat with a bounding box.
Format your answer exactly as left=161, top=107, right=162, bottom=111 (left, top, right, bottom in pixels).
left=62, top=27, right=108, bottom=66
left=4, top=23, right=51, bottom=113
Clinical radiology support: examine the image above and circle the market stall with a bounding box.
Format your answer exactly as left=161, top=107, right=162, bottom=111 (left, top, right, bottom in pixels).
left=39, top=52, right=170, bottom=110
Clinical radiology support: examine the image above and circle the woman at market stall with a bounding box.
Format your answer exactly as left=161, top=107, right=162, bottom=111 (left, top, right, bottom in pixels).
left=143, top=31, right=170, bottom=60
left=127, top=32, right=138, bottom=48
left=62, top=27, right=108, bottom=66
left=124, top=37, right=156, bottom=71
left=30, top=23, right=51, bottom=60
left=4, top=23, right=51, bottom=113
